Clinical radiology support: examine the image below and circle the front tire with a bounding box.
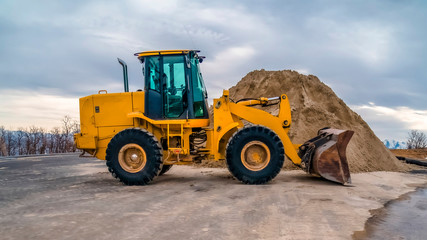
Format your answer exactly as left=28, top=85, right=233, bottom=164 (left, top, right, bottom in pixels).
left=158, top=165, right=173, bottom=176
left=106, top=128, right=163, bottom=185
left=226, top=126, right=285, bottom=184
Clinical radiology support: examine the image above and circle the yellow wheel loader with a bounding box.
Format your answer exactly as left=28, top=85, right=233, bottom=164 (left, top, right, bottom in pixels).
left=74, top=50, right=354, bottom=185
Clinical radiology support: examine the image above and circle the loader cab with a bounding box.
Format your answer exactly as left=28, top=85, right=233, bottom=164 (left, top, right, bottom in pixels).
left=135, top=50, right=209, bottom=120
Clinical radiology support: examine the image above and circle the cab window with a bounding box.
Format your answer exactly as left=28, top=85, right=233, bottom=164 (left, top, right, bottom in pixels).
left=163, top=55, right=186, bottom=118
left=145, top=56, right=160, bottom=92
left=191, top=57, right=206, bottom=118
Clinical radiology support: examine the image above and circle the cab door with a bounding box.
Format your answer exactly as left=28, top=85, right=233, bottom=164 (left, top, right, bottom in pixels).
left=144, top=56, right=162, bottom=119
left=162, top=55, right=188, bottom=119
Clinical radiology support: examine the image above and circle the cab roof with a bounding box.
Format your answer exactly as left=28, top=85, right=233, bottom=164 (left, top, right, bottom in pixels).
left=134, top=50, right=200, bottom=58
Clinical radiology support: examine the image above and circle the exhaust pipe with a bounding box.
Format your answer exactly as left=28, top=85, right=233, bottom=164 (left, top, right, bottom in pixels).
left=118, top=58, right=129, bottom=92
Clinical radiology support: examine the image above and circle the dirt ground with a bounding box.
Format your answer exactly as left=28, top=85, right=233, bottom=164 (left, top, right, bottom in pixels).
left=390, top=148, right=427, bottom=160
left=0, top=154, right=426, bottom=240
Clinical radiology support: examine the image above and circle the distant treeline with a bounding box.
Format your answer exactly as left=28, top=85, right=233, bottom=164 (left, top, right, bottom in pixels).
left=0, top=116, right=79, bottom=156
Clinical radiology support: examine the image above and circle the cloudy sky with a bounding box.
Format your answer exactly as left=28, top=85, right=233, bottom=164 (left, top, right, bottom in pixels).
left=0, top=0, right=426, bottom=141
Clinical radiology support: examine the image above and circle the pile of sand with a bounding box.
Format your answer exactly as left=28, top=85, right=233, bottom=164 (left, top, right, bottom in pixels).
left=227, top=69, right=410, bottom=173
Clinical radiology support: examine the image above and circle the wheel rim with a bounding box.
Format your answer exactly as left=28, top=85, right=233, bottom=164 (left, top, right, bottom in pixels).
left=240, top=141, right=271, bottom=171
left=118, top=143, right=147, bottom=173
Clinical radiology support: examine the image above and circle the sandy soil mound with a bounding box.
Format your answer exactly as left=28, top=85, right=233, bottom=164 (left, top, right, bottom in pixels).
left=228, top=69, right=409, bottom=173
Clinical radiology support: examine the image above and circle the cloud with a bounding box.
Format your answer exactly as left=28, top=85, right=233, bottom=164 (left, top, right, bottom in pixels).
left=0, top=0, right=426, bottom=142
left=308, top=18, right=393, bottom=67
left=351, top=102, right=427, bottom=140
left=0, top=90, right=79, bottom=130
left=201, top=45, right=257, bottom=99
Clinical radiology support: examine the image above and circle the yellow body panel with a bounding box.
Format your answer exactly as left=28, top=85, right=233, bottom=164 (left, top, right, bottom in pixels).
left=74, top=91, right=145, bottom=160
left=78, top=95, right=97, bottom=137
left=132, top=91, right=145, bottom=113
left=93, top=92, right=134, bottom=127
left=75, top=135, right=96, bottom=149
left=211, top=96, right=242, bottom=159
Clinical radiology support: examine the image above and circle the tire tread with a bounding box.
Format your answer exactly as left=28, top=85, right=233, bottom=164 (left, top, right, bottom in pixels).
left=106, top=128, right=163, bottom=185
left=226, top=125, right=285, bottom=184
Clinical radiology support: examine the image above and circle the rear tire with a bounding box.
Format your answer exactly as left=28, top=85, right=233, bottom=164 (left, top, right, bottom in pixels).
left=158, top=165, right=173, bottom=176
left=106, top=128, right=163, bottom=185
left=226, top=125, right=285, bottom=184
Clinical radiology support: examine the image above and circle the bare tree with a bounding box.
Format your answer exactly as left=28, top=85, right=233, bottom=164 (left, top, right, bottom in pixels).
left=62, top=115, right=73, bottom=152
left=0, top=126, right=7, bottom=156
left=50, top=127, right=62, bottom=153
left=39, top=128, right=47, bottom=154
left=16, top=128, right=26, bottom=155
left=23, top=126, right=42, bottom=155
left=0, top=116, right=80, bottom=156
left=407, top=130, right=427, bottom=149
left=6, top=130, right=15, bottom=156
left=71, top=120, right=80, bottom=152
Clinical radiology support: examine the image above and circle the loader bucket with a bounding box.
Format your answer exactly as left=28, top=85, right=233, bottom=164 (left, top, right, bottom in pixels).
left=299, top=128, right=354, bottom=185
